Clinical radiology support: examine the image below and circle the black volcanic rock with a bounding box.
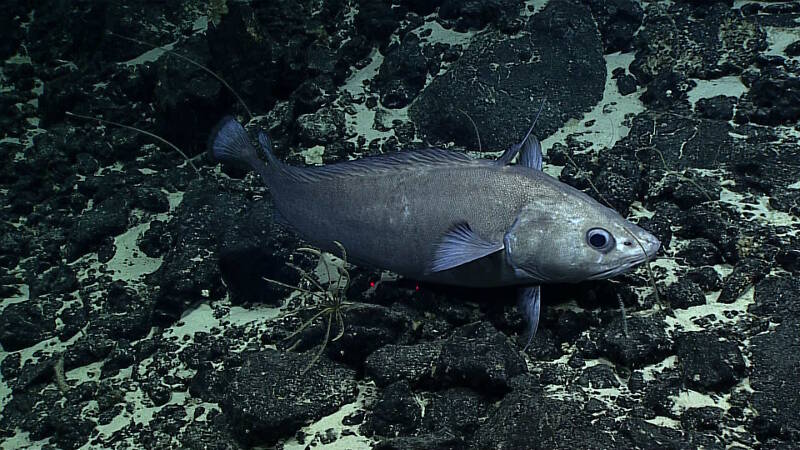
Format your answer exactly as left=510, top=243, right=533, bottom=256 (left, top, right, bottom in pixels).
left=438, top=0, right=524, bottom=31
left=583, top=0, right=644, bottom=53
left=374, top=34, right=428, bottom=109
left=218, top=350, right=357, bottom=446
left=718, top=257, right=770, bottom=304
left=676, top=332, right=745, bottom=391
left=631, top=2, right=765, bottom=82
left=665, top=278, right=706, bottom=309
left=0, top=296, right=61, bottom=351
left=411, top=0, right=605, bottom=149
left=594, top=314, right=673, bottom=368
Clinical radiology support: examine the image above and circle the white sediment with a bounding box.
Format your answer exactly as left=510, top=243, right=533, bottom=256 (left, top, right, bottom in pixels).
left=542, top=51, right=645, bottom=156
left=686, top=76, right=748, bottom=108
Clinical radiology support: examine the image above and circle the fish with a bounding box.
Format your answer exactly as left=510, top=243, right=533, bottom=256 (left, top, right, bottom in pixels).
left=209, top=116, right=660, bottom=345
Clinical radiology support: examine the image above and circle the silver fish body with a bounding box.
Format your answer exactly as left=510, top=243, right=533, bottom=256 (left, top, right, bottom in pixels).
left=210, top=116, right=660, bottom=342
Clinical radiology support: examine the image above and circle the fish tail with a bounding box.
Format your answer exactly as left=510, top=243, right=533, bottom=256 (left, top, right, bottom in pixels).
left=209, top=116, right=259, bottom=168
left=209, top=116, right=278, bottom=184
left=209, top=116, right=296, bottom=186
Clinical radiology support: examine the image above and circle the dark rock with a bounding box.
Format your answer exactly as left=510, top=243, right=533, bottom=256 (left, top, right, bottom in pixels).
left=374, top=431, right=464, bottom=450
left=740, top=3, right=761, bottom=15
left=677, top=238, right=723, bottom=266
left=438, top=0, right=523, bottom=31
left=0, top=296, right=61, bottom=351
left=577, top=364, right=620, bottom=389
left=362, top=381, right=421, bottom=437
left=58, top=301, right=88, bottom=342
left=630, top=3, right=765, bottom=82
left=293, top=75, right=336, bottom=113
left=786, top=40, right=800, bottom=57
left=66, top=195, right=131, bottom=260
left=398, top=0, right=444, bottom=16
left=686, top=267, right=723, bottom=291
left=296, top=106, right=345, bottom=145
left=364, top=341, right=442, bottom=387
left=678, top=204, right=739, bottom=262
left=287, top=303, right=414, bottom=368
left=132, top=187, right=170, bottom=213
left=617, top=74, right=638, bottom=95
left=0, top=1, right=24, bottom=59
left=137, top=219, right=172, bottom=258
left=595, top=314, right=673, bottom=368
left=180, top=420, right=245, bottom=450
left=0, top=219, right=29, bottom=269
left=74, top=153, right=100, bottom=175
left=682, top=406, right=724, bottom=432
left=1, top=352, right=21, bottom=381
left=355, top=0, right=399, bottom=46
left=149, top=181, right=297, bottom=322
left=30, top=264, right=78, bottom=298
left=433, top=322, right=526, bottom=392
left=473, top=374, right=626, bottom=448
left=100, top=341, right=136, bottom=378
left=750, top=318, right=800, bottom=440
left=375, top=34, right=428, bottom=109
left=620, top=417, right=721, bottom=449
left=637, top=208, right=674, bottom=252
left=744, top=76, right=800, bottom=126
left=63, top=334, right=116, bottom=369
left=10, top=356, right=60, bottom=393
left=583, top=0, right=644, bottom=53
left=154, top=34, right=233, bottom=154
left=258, top=100, right=296, bottom=140
left=666, top=278, right=706, bottom=310
left=770, top=188, right=800, bottom=221
left=696, top=95, right=736, bottom=121
left=218, top=350, right=357, bottom=446
left=555, top=309, right=591, bottom=344
left=718, top=257, right=770, bottom=303
left=87, top=281, right=153, bottom=342
left=411, top=0, right=605, bottom=149
left=676, top=332, right=745, bottom=391
left=306, top=43, right=337, bottom=75
left=750, top=275, right=800, bottom=319
left=640, top=71, right=696, bottom=111
left=594, top=156, right=643, bottom=214
left=539, top=363, right=574, bottom=387
left=422, top=388, right=487, bottom=436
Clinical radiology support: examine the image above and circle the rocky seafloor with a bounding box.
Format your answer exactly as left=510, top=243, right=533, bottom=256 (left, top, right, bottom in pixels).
left=1, top=0, right=799, bottom=449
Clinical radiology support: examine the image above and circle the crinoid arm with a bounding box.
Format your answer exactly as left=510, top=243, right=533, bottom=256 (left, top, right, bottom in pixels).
left=261, top=241, right=354, bottom=374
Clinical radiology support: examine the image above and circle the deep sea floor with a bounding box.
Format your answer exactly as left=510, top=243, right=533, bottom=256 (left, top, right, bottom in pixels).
left=1, top=0, right=800, bottom=449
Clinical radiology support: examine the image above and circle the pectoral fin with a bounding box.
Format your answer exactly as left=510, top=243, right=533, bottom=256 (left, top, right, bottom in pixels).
left=429, top=222, right=504, bottom=272
left=519, top=285, right=541, bottom=350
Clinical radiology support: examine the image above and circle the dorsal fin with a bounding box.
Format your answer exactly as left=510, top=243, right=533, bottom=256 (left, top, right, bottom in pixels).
left=496, top=99, right=546, bottom=166
left=288, top=148, right=482, bottom=183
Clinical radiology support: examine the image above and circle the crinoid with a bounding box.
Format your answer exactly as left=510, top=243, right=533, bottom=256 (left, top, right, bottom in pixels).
left=263, top=241, right=353, bottom=373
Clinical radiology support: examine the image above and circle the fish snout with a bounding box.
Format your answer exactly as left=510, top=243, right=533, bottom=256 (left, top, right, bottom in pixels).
left=642, top=233, right=661, bottom=260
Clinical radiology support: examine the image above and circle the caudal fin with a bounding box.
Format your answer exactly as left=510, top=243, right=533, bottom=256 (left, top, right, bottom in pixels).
left=208, top=116, right=261, bottom=171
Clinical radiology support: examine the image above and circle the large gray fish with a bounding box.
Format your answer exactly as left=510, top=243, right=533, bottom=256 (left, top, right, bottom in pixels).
left=210, top=116, right=660, bottom=343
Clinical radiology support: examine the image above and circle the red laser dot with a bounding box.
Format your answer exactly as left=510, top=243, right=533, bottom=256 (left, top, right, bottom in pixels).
left=415, top=284, right=420, bottom=291
left=369, top=281, right=375, bottom=287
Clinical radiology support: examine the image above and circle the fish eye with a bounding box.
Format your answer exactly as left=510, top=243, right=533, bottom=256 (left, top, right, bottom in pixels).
left=586, top=228, right=615, bottom=252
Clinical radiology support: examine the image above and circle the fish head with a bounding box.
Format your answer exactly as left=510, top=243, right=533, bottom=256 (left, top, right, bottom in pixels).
left=504, top=195, right=660, bottom=283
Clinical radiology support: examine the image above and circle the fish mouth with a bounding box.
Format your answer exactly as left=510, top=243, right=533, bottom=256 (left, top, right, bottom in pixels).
left=587, top=257, right=648, bottom=280
left=587, top=238, right=660, bottom=281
